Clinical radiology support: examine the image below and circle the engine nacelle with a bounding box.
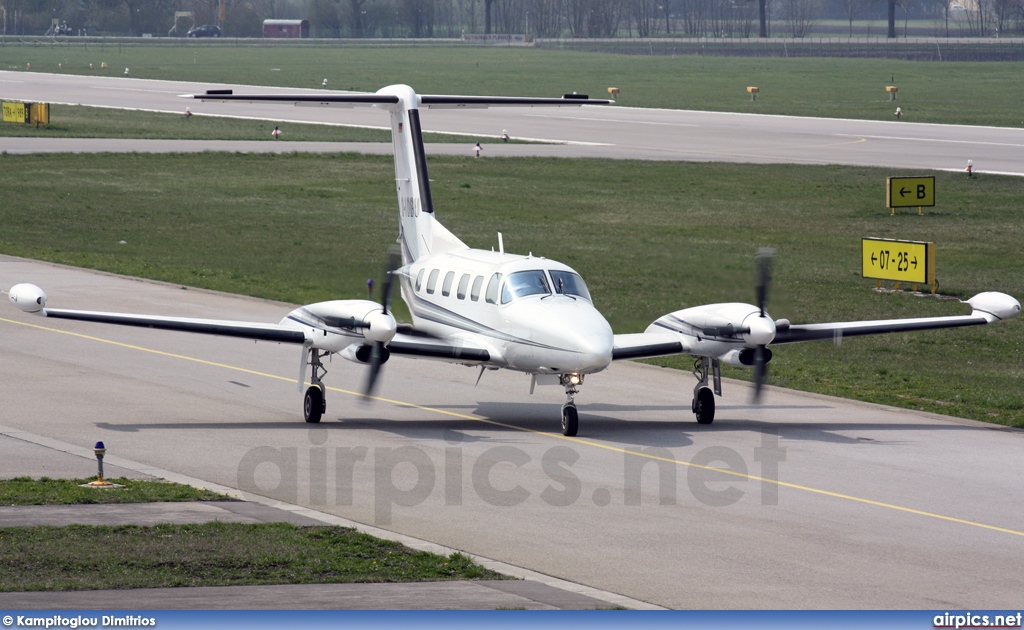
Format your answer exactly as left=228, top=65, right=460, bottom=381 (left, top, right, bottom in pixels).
left=719, top=347, right=773, bottom=368
left=8, top=283, right=47, bottom=313
left=339, top=343, right=390, bottom=365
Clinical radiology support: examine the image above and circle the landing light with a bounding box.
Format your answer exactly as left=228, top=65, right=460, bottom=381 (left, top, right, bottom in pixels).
left=567, top=373, right=582, bottom=386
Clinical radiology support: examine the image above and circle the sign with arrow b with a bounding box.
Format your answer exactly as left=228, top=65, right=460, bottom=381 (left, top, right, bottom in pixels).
left=886, top=176, right=935, bottom=210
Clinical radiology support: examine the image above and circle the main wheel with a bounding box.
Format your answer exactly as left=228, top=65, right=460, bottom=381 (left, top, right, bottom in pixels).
left=694, top=387, right=715, bottom=424
left=304, top=385, right=324, bottom=424
left=561, top=404, right=579, bottom=437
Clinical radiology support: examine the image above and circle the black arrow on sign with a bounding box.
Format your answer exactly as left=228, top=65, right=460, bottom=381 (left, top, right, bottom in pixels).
left=912, top=257, right=918, bottom=268
left=900, top=187, right=910, bottom=197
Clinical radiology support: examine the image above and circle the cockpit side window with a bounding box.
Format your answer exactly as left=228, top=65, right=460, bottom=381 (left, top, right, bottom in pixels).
left=501, top=270, right=551, bottom=304
left=549, top=270, right=592, bottom=302
left=485, top=273, right=502, bottom=304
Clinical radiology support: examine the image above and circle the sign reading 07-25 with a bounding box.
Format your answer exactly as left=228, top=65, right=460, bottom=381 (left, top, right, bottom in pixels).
left=886, top=176, right=935, bottom=208
left=862, top=238, right=935, bottom=284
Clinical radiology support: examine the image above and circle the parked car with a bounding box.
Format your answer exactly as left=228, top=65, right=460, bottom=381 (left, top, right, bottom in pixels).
left=187, top=25, right=221, bottom=38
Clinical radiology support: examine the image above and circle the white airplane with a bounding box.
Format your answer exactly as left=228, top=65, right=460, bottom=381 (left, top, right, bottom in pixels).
left=5, top=84, right=1020, bottom=436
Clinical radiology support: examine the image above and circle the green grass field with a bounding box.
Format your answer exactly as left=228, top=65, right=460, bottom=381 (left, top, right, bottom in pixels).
left=0, top=476, right=231, bottom=504
left=1, top=152, right=1021, bottom=426
left=0, top=522, right=504, bottom=591
left=2, top=43, right=1024, bottom=126
left=0, top=103, right=486, bottom=142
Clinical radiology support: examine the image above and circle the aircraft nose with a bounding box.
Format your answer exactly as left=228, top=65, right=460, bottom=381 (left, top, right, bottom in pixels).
left=571, top=329, right=614, bottom=372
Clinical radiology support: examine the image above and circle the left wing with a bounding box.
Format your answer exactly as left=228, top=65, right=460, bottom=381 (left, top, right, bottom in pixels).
left=38, top=307, right=307, bottom=344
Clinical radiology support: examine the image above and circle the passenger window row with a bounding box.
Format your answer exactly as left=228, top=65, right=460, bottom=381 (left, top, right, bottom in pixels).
left=415, top=268, right=503, bottom=304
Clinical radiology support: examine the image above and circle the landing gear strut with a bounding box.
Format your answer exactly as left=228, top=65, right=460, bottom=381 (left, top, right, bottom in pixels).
left=560, top=373, right=583, bottom=436
left=303, top=350, right=329, bottom=424
left=692, top=357, right=721, bottom=425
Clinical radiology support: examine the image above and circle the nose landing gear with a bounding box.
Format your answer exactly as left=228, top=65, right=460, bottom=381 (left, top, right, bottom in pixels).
left=559, top=373, right=583, bottom=436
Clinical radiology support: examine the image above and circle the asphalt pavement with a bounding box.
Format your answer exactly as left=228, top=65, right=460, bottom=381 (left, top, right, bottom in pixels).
left=0, top=432, right=647, bottom=610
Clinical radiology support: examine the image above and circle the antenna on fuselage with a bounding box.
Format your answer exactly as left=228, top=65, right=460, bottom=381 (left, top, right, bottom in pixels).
left=498, top=232, right=504, bottom=255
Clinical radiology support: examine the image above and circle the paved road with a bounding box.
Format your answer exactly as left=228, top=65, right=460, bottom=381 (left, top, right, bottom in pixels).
left=2, top=257, right=1022, bottom=609
left=3, top=71, right=1024, bottom=174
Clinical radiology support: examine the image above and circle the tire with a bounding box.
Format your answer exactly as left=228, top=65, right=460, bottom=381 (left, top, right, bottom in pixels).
left=561, top=405, right=579, bottom=437
left=304, top=385, right=324, bottom=424
left=695, top=387, right=715, bottom=424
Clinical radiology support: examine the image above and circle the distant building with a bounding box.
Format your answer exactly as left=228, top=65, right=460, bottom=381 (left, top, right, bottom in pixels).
left=263, top=19, right=309, bottom=39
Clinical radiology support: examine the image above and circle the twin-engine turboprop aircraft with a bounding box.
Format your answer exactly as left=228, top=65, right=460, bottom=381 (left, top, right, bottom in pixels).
left=5, top=84, right=1020, bottom=436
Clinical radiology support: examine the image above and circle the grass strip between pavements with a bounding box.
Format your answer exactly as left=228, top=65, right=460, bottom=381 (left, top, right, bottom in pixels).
left=0, top=477, right=507, bottom=592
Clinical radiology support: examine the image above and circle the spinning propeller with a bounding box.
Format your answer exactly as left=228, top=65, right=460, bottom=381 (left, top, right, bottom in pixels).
left=362, top=246, right=402, bottom=400
left=750, top=248, right=775, bottom=403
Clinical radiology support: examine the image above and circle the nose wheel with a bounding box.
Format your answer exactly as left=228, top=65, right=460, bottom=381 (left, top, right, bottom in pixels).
left=561, top=404, right=579, bottom=437
left=559, top=373, right=583, bottom=436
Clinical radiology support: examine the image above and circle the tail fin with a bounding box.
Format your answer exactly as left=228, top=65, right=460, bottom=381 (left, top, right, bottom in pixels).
left=376, top=85, right=466, bottom=265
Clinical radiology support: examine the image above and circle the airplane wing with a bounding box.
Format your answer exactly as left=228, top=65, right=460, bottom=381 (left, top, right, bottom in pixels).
left=38, top=308, right=307, bottom=344
left=611, top=332, right=694, bottom=361
left=772, top=314, right=993, bottom=344
left=387, top=332, right=491, bottom=364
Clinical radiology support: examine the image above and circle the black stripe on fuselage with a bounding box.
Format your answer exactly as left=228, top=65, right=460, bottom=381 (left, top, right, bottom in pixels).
left=407, top=109, right=434, bottom=215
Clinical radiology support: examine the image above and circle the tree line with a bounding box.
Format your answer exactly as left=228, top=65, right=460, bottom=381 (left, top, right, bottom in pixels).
left=1, top=0, right=1020, bottom=39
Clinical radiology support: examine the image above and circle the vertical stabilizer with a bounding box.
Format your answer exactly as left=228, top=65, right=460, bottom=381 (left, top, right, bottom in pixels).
left=377, top=85, right=467, bottom=265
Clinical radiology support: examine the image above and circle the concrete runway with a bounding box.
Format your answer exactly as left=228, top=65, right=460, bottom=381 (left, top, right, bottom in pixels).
left=2, top=72, right=1023, bottom=609
left=2, top=257, right=1022, bottom=609
left=3, top=71, right=1024, bottom=174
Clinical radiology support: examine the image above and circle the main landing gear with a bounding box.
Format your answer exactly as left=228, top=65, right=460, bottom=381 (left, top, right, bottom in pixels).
left=692, top=357, right=722, bottom=425
left=303, top=350, right=329, bottom=424
left=560, top=373, right=583, bottom=436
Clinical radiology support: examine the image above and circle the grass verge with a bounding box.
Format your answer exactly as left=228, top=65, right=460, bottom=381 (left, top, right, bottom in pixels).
left=0, top=522, right=506, bottom=592
left=0, top=476, right=232, bottom=505
left=0, top=153, right=1020, bottom=426
left=0, top=104, right=494, bottom=143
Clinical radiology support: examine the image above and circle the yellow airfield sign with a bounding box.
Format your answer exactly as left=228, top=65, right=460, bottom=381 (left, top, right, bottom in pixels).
left=862, top=238, right=934, bottom=285
left=2, top=101, right=27, bottom=123
left=886, top=176, right=935, bottom=208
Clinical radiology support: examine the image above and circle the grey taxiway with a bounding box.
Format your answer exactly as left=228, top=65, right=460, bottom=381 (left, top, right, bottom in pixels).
left=1, top=72, right=1022, bottom=609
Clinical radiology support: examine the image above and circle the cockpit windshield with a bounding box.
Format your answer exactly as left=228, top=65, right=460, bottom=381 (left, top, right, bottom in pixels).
left=501, top=270, right=551, bottom=304
left=550, top=270, right=592, bottom=302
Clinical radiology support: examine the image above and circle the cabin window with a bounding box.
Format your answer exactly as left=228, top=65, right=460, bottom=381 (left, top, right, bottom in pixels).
left=485, top=273, right=502, bottom=304
left=470, top=275, right=484, bottom=301
left=457, top=274, right=471, bottom=300
left=442, top=271, right=455, bottom=297
left=415, top=268, right=425, bottom=292
left=426, top=269, right=439, bottom=294
left=549, top=270, right=592, bottom=302
left=501, top=270, right=551, bottom=304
